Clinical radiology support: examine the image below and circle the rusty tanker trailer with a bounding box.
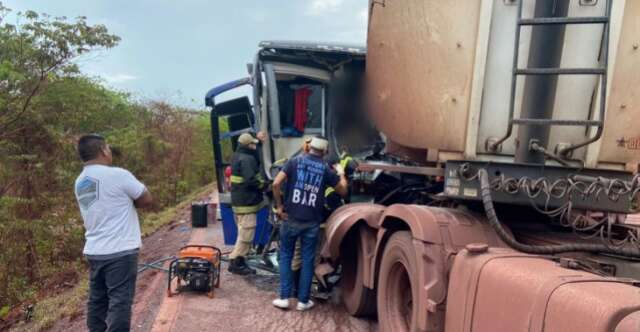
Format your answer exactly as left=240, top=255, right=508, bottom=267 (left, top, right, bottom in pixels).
left=205, top=0, right=640, bottom=331
left=321, top=1, right=640, bottom=331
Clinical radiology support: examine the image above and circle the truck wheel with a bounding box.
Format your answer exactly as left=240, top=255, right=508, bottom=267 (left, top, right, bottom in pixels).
left=340, top=226, right=377, bottom=317
left=377, top=231, right=420, bottom=332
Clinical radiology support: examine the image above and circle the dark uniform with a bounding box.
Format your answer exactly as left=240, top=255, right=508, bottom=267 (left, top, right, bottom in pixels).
left=229, top=144, right=266, bottom=274
left=230, top=145, right=265, bottom=213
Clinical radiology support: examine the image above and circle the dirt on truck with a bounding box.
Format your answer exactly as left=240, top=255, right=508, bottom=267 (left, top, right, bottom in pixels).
left=207, top=1, right=640, bottom=331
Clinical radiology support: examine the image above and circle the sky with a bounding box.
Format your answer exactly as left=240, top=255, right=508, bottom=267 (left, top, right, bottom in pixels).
left=4, top=0, right=368, bottom=108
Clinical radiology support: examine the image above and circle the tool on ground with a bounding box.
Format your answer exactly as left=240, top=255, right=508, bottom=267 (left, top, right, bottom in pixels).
left=168, top=245, right=222, bottom=298
left=138, top=256, right=176, bottom=273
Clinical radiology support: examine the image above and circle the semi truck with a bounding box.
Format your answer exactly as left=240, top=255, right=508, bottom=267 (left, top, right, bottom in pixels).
left=206, top=0, right=640, bottom=331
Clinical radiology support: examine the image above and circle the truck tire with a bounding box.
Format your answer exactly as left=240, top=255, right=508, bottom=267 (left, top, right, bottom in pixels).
left=377, top=231, right=420, bottom=332
left=340, top=226, right=377, bottom=317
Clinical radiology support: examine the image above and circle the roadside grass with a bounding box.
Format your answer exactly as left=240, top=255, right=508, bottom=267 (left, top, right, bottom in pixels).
left=10, top=184, right=214, bottom=332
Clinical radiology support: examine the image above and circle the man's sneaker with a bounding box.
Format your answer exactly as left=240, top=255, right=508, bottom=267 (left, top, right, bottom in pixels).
left=296, top=300, right=315, bottom=311
left=272, top=298, right=290, bottom=309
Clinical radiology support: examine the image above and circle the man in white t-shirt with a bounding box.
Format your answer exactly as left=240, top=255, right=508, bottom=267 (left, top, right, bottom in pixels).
left=74, top=134, right=152, bottom=332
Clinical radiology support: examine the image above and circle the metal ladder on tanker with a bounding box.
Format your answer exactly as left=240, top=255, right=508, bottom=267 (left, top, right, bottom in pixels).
left=490, top=0, right=613, bottom=158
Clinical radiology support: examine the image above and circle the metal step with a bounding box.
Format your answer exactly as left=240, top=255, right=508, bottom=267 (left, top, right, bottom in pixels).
left=514, top=68, right=606, bottom=75
left=511, top=119, right=602, bottom=126
left=519, top=16, right=609, bottom=26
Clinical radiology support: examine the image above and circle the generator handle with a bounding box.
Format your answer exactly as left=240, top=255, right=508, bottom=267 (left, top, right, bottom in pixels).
left=179, top=244, right=222, bottom=254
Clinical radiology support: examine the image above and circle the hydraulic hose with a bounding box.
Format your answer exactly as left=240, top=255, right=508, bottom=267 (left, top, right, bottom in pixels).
left=478, top=168, right=640, bottom=259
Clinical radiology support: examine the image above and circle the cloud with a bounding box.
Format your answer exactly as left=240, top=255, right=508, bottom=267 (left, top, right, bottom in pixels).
left=328, top=4, right=368, bottom=43
left=300, top=0, right=367, bottom=43
left=306, top=0, right=344, bottom=16
left=248, top=10, right=270, bottom=23
left=101, top=73, right=138, bottom=84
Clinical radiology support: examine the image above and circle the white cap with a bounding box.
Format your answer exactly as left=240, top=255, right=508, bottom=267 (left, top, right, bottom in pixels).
left=309, top=137, right=329, bottom=152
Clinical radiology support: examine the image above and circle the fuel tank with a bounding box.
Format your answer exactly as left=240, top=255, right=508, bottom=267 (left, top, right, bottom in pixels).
left=446, top=247, right=640, bottom=331
left=367, top=0, right=640, bottom=170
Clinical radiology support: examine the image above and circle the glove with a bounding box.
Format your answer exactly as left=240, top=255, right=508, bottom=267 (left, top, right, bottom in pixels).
left=338, top=154, right=356, bottom=176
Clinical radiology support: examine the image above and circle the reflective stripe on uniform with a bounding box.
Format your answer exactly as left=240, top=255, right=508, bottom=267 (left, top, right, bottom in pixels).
left=340, top=156, right=353, bottom=170
left=325, top=187, right=335, bottom=197
left=230, top=175, right=244, bottom=184
left=273, top=158, right=288, bottom=166
left=232, top=200, right=267, bottom=214
left=232, top=205, right=261, bottom=214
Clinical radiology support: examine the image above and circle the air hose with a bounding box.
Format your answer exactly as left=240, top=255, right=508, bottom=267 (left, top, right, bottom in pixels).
left=478, top=168, right=640, bottom=259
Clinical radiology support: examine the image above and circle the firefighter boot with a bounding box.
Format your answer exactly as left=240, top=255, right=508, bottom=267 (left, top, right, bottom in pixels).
left=229, top=256, right=256, bottom=275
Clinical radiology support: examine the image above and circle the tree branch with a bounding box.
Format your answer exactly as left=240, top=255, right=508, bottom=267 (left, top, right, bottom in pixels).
left=0, top=179, right=17, bottom=199
left=0, top=74, right=44, bottom=134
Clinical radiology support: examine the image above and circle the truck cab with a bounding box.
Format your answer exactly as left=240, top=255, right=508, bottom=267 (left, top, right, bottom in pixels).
left=205, top=40, right=375, bottom=193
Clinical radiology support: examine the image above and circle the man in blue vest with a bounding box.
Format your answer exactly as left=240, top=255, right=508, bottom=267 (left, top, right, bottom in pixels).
left=271, top=136, right=348, bottom=311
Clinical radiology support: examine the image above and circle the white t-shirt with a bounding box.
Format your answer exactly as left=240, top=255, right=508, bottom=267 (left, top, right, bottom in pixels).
left=74, top=165, right=146, bottom=255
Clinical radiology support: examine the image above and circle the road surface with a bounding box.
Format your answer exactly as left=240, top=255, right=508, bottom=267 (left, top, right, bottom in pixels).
left=49, top=190, right=377, bottom=332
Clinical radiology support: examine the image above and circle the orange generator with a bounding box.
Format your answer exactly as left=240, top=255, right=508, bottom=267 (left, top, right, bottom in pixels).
left=167, top=245, right=222, bottom=298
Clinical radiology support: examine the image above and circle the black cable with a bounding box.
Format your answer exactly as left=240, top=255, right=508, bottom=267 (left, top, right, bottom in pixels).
left=530, top=141, right=570, bottom=167
left=478, top=168, right=640, bottom=258
left=377, top=183, right=431, bottom=205
left=462, top=163, right=640, bottom=245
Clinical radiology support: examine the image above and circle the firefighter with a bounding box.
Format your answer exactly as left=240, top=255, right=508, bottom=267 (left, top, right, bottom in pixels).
left=228, top=133, right=267, bottom=275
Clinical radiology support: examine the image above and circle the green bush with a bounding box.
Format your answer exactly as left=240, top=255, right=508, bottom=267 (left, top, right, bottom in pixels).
left=0, top=4, right=216, bottom=311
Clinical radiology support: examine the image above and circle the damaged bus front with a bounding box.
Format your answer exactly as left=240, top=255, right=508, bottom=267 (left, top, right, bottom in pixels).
left=205, top=40, right=376, bottom=192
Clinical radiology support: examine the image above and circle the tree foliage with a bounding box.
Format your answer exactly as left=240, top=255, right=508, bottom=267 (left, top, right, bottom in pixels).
left=0, top=4, right=120, bottom=140
left=0, top=3, right=215, bottom=313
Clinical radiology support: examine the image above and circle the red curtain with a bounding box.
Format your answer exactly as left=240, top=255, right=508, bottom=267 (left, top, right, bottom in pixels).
left=294, top=87, right=312, bottom=132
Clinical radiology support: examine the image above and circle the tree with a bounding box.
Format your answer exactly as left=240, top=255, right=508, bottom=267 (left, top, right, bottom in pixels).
left=0, top=3, right=120, bottom=140
left=0, top=3, right=120, bottom=304
left=0, top=3, right=216, bottom=314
